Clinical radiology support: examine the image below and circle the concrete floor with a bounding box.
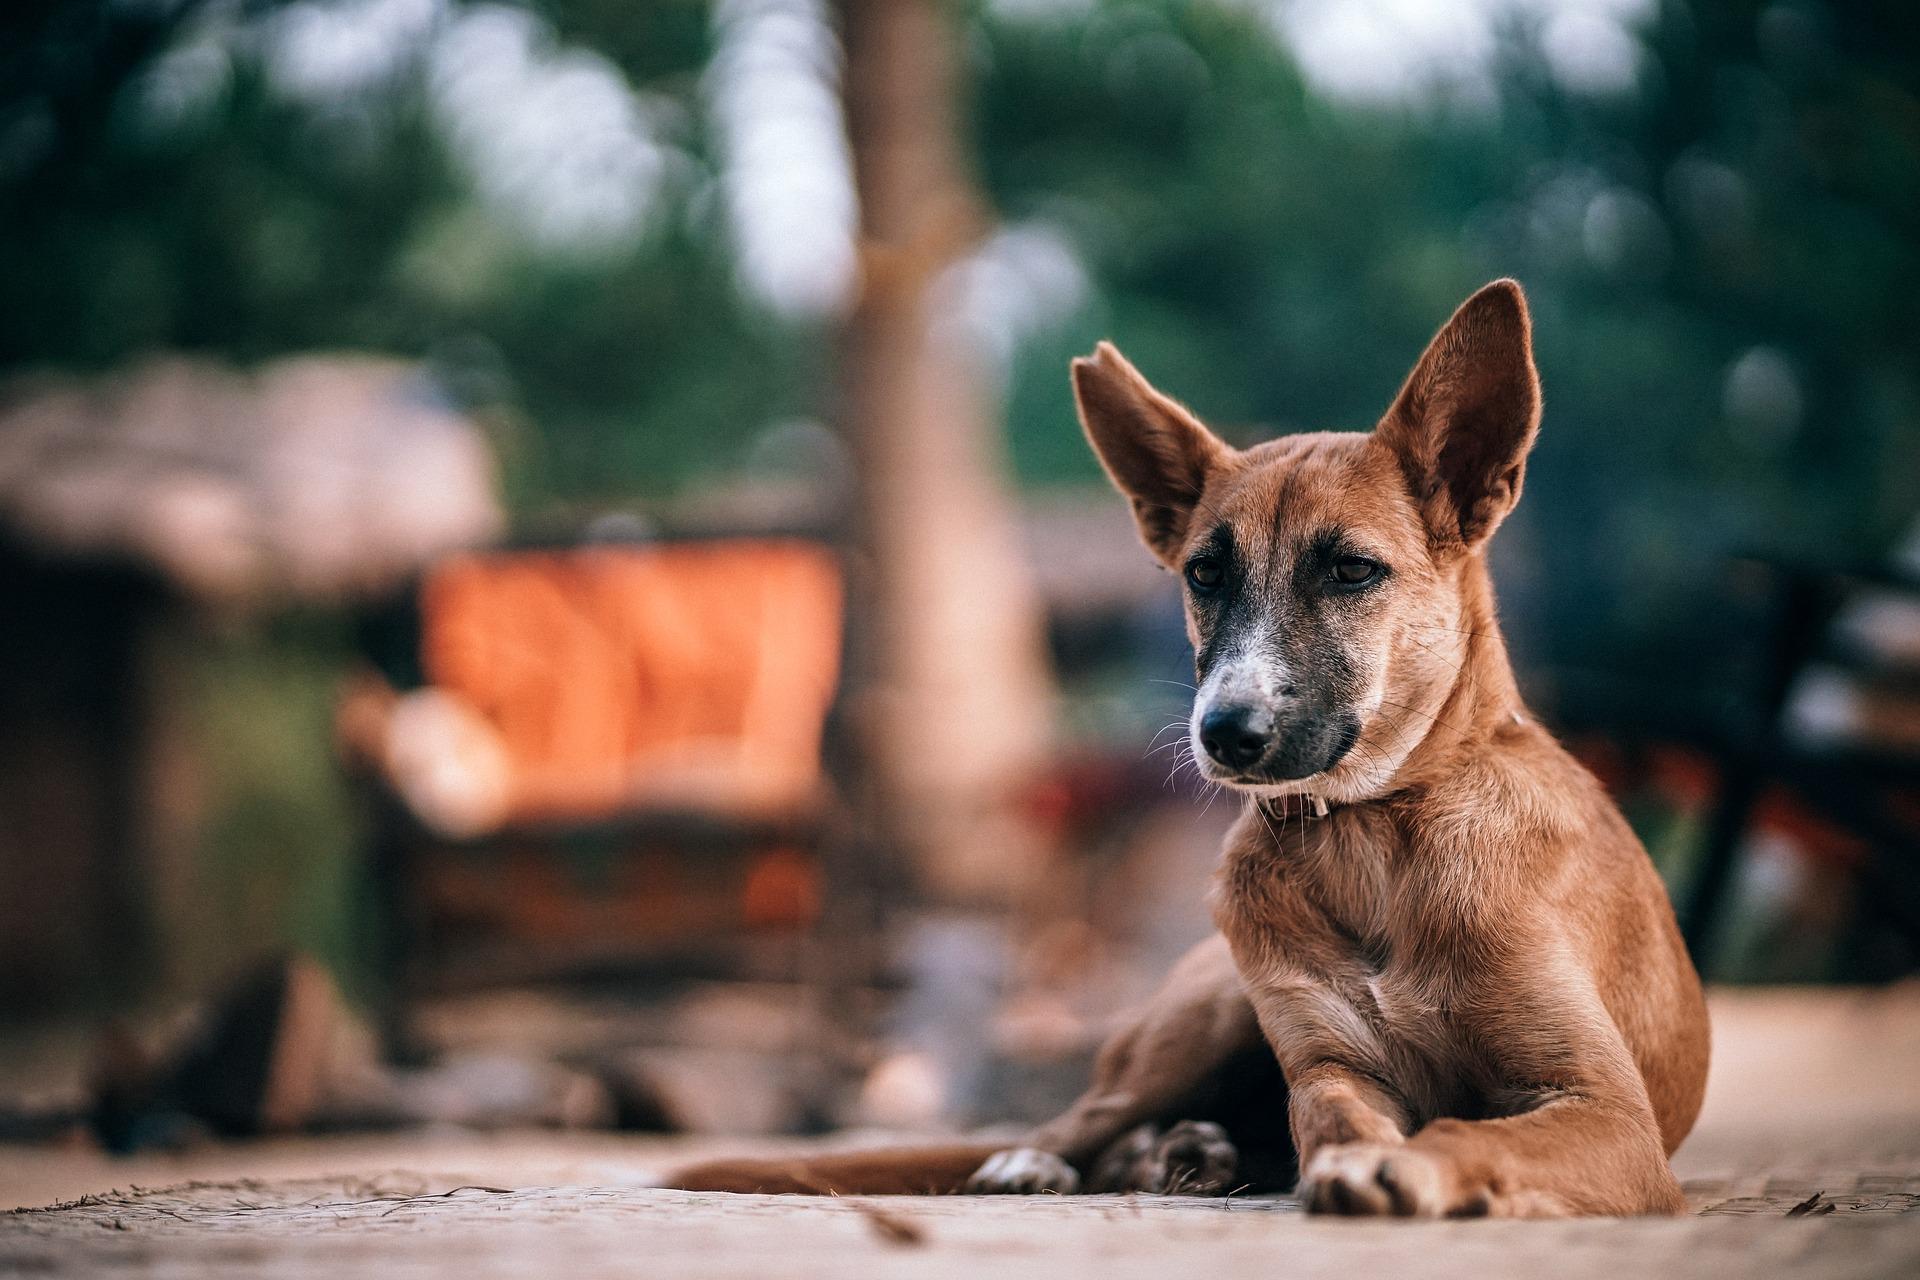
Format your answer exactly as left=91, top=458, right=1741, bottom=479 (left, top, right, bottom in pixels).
left=3, top=986, right=1917, bottom=1278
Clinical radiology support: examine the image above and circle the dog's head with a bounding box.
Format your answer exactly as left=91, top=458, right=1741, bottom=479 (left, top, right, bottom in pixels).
left=1074, top=280, right=1541, bottom=802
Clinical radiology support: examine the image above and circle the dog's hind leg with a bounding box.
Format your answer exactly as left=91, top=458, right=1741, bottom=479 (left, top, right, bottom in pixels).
left=967, top=935, right=1278, bottom=1193
left=666, top=935, right=1281, bottom=1197
left=1085, top=1120, right=1239, bottom=1194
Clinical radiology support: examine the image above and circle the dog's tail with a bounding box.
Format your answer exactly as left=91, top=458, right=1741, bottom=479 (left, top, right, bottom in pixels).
left=662, top=1141, right=1009, bottom=1195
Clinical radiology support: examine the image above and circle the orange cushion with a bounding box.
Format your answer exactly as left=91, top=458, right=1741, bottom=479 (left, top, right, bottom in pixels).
left=418, top=541, right=841, bottom=823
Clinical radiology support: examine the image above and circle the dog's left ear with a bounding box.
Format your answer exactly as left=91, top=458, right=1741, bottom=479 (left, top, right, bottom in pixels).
left=1375, top=279, right=1542, bottom=549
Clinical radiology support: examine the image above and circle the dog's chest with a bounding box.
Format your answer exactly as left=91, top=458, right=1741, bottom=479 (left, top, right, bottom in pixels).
left=1360, top=956, right=1457, bottom=1059
left=1222, top=808, right=1477, bottom=1116
left=1292, top=948, right=1473, bottom=1123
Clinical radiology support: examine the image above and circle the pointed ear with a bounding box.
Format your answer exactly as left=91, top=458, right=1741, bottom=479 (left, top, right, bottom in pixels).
left=1072, top=342, right=1230, bottom=565
left=1375, top=279, right=1542, bottom=549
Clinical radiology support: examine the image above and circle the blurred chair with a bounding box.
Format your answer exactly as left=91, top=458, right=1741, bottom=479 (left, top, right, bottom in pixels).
left=337, top=535, right=863, bottom=1032
left=1680, top=551, right=1920, bottom=975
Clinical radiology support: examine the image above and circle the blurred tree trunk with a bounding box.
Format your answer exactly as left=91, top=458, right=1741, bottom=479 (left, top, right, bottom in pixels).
left=835, top=0, right=1056, bottom=905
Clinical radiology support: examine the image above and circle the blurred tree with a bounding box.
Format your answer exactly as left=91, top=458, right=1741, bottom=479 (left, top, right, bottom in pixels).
left=836, top=0, right=1057, bottom=904
left=0, top=0, right=811, bottom=513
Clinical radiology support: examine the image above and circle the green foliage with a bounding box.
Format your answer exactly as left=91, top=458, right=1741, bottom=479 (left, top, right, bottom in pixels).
left=0, top=0, right=816, bottom=511
left=0, top=0, right=1914, bottom=667
left=975, top=0, right=1919, bottom=678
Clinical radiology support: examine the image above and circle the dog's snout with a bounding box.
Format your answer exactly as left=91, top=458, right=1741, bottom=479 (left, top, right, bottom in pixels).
left=1199, top=704, right=1274, bottom=771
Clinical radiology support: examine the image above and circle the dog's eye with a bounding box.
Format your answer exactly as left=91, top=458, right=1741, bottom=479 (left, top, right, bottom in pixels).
left=1329, top=557, right=1380, bottom=587
left=1185, top=557, right=1224, bottom=594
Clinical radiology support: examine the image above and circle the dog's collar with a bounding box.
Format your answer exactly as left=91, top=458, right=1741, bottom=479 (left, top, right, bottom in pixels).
left=1259, top=793, right=1333, bottom=821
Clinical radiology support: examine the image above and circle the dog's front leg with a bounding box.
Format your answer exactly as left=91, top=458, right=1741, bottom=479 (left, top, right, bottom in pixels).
left=1296, top=982, right=1685, bottom=1218
left=1246, top=996, right=1419, bottom=1212
left=1286, top=1062, right=1409, bottom=1155
left=1299, top=1089, right=1680, bottom=1218
left=1383, top=1090, right=1682, bottom=1218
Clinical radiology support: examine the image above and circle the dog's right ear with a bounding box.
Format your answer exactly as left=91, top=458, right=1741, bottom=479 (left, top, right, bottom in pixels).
left=1072, top=342, right=1230, bottom=566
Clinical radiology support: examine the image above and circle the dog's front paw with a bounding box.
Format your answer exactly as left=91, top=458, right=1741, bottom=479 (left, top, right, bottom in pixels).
left=1300, top=1143, right=1461, bottom=1218
left=965, top=1147, right=1081, bottom=1194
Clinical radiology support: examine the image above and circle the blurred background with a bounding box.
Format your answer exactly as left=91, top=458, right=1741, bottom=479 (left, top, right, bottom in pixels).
left=0, top=0, right=1915, bottom=1154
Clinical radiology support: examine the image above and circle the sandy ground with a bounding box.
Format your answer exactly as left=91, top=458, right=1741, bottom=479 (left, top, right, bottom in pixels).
left=2, top=986, right=1916, bottom=1278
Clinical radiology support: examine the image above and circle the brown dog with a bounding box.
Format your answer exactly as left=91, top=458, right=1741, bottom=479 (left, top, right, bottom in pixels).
left=668, top=280, right=1710, bottom=1217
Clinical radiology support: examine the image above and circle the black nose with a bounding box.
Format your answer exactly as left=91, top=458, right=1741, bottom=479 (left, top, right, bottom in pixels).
left=1199, top=704, right=1273, bottom=770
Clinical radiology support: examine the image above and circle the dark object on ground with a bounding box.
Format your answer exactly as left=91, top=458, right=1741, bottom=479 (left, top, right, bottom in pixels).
left=89, top=957, right=332, bottom=1152
left=81, top=956, right=626, bottom=1154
